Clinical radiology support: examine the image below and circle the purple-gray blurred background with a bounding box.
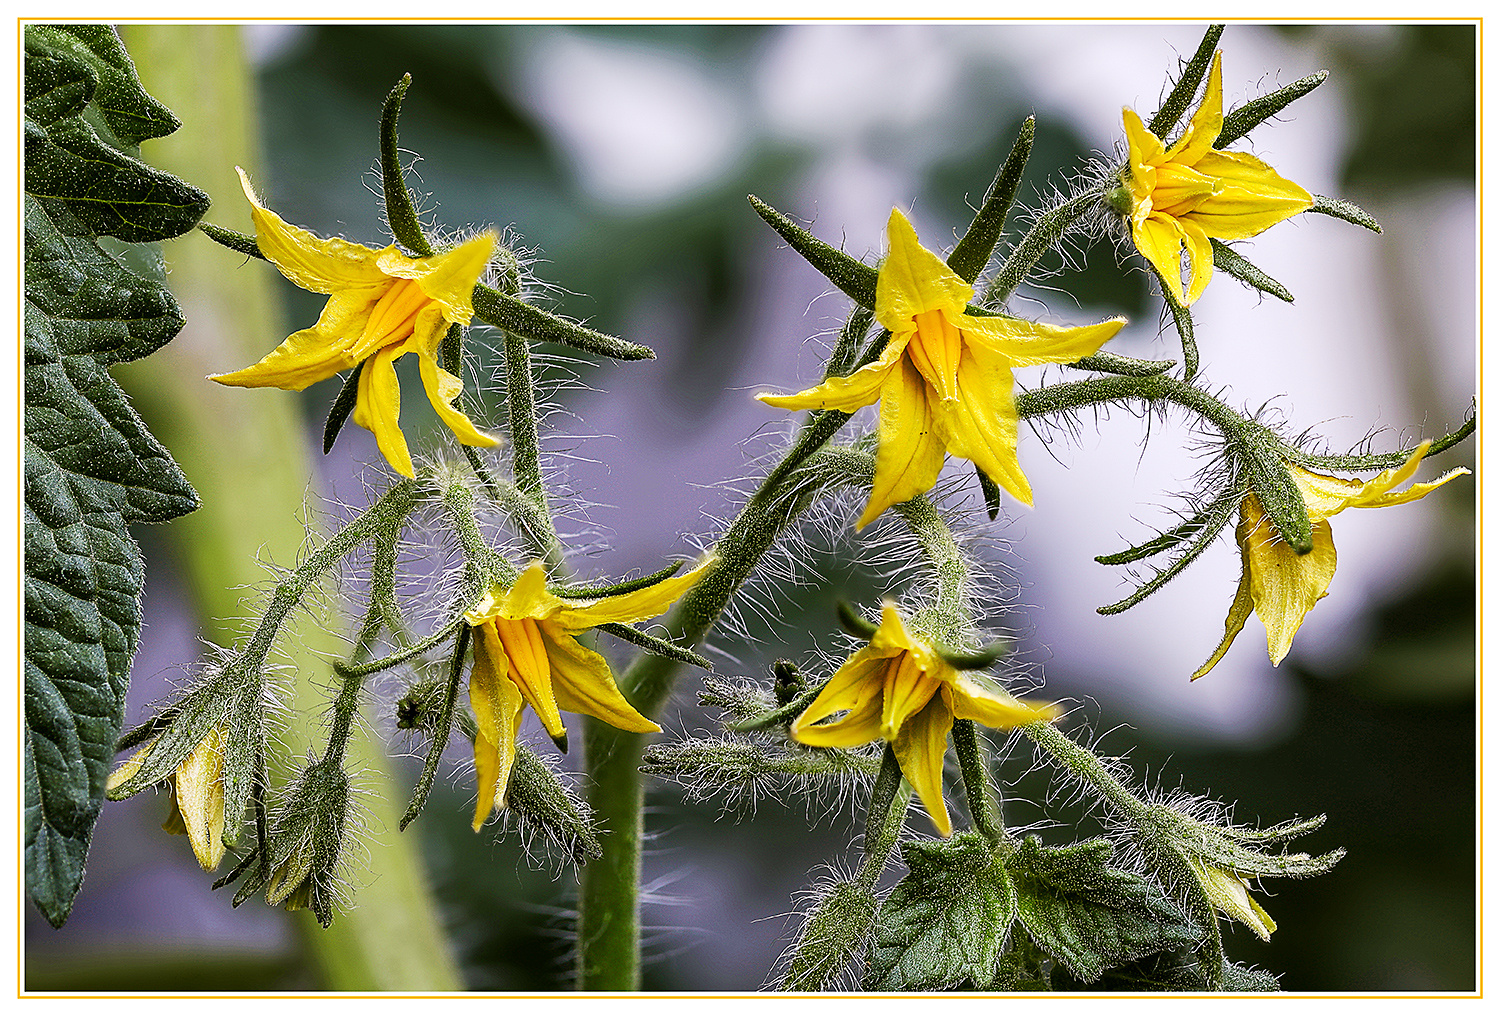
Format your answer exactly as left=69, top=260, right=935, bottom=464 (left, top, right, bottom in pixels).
left=27, top=24, right=1476, bottom=991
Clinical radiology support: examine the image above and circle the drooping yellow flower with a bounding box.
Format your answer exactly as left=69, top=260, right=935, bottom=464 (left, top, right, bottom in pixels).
left=759, top=208, right=1124, bottom=529
left=1187, top=857, right=1277, bottom=941
left=1193, top=443, right=1470, bottom=679
left=212, top=168, right=500, bottom=478
left=107, top=726, right=228, bottom=871
left=462, top=558, right=715, bottom=830
left=1120, top=52, right=1314, bottom=306
left=791, top=602, right=1059, bottom=837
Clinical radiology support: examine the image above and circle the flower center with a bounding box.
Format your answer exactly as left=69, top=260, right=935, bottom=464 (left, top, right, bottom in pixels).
left=905, top=308, right=963, bottom=403
left=362, top=277, right=431, bottom=351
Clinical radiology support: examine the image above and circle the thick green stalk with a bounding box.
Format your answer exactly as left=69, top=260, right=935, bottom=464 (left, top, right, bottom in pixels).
left=116, top=26, right=460, bottom=991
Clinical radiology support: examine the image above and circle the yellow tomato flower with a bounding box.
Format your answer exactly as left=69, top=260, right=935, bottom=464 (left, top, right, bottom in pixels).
left=759, top=208, right=1124, bottom=529
left=212, top=168, right=500, bottom=478
left=463, top=558, right=715, bottom=830
left=1193, top=443, right=1470, bottom=679
left=1187, top=857, right=1277, bottom=941
left=107, top=726, right=228, bottom=871
left=790, top=602, right=1059, bottom=837
left=1120, top=52, right=1313, bottom=306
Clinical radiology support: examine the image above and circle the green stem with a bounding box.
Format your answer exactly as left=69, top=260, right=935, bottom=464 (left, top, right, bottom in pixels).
left=952, top=720, right=1004, bottom=846
left=503, top=329, right=565, bottom=570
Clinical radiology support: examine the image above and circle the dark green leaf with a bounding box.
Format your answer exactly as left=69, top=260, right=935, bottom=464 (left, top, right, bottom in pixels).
left=987, top=927, right=1052, bottom=991
left=1009, top=836, right=1199, bottom=984
left=25, top=25, right=180, bottom=145
left=865, top=833, right=1016, bottom=991
left=1052, top=947, right=1281, bottom=993
left=23, top=28, right=201, bottom=925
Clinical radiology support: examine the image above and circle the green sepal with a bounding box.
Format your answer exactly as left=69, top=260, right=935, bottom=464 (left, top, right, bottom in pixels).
left=1216, top=70, right=1329, bottom=148
left=864, top=832, right=1016, bottom=991
left=1007, top=835, right=1199, bottom=984
left=471, top=283, right=653, bottom=360
left=823, top=304, right=873, bottom=382
left=379, top=72, right=434, bottom=257
left=1148, top=25, right=1225, bottom=139
left=947, top=116, right=1035, bottom=284
left=553, top=559, right=684, bottom=599
left=935, top=639, right=1009, bottom=671
left=1240, top=430, right=1314, bottom=554
left=399, top=625, right=466, bottom=831
left=835, top=599, right=879, bottom=639
left=596, top=622, right=712, bottom=671
left=748, top=194, right=879, bottom=310
left=976, top=466, right=1002, bottom=521
left=199, top=222, right=266, bottom=259
left=1210, top=238, right=1295, bottom=303
left=1069, top=350, right=1177, bottom=377
left=772, top=658, right=806, bottom=706
left=1309, top=193, right=1383, bottom=233
left=322, top=359, right=364, bottom=455
left=1095, top=488, right=1241, bottom=615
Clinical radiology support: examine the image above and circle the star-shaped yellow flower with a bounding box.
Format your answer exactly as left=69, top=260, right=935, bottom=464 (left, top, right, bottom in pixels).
left=463, top=558, right=715, bottom=830
left=1193, top=443, right=1469, bottom=679
left=212, top=168, right=500, bottom=478
left=759, top=208, right=1125, bottom=529
left=107, top=726, right=228, bottom=871
left=791, top=602, right=1059, bottom=837
left=1120, top=52, right=1313, bottom=306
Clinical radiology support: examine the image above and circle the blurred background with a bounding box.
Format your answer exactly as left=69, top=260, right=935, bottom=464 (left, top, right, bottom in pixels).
left=25, top=23, right=1476, bottom=991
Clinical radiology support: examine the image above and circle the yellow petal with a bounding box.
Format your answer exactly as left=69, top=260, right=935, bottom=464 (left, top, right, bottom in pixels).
left=1166, top=51, right=1224, bottom=166
left=1132, top=214, right=1189, bottom=305
left=947, top=675, right=1060, bottom=729
left=935, top=345, right=1029, bottom=505
left=377, top=231, right=495, bottom=325
left=352, top=342, right=414, bottom=478
left=237, top=167, right=391, bottom=294
left=857, top=354, right=947, bottom=530
left=1292, top=444, right=1470, bottom=518
left=757, top=338, right=904, bottom=415
left=1180, top=218, right=1215, bottom=305
left=904, top=310, right=964, bottom=404
left=492, top=618, right=565, bottom=742
left=1122, top=107, right=1166, bottom=180
left=416, top=343, right=500, bottom=448
left=790, top=648, right=892, bottom=734
left=1188, top=857, right=1276, bottom=941
left=469, top=623, right=525, bottom=830
left=875, top=208, right=973, bottom=337
left=106, top=739, right=154, bottom=795
left=173, top=727, right=227, bottom=871
left=550, top=556, right=717, bottom=630
left=869, top=600, right=920, bottom=655
left=880, top=651, right=944, bottom=742
left=791, top=682, right=886, bottom=748
left=891, top=694, right=955, bottom=837
left=539, top=625, right=660, bottom=733
left=956, top=312, right=1124, bottom=369
left=210, top=289, right=382, bottom=391
left=495, top=561, right=560, bottom=620
left=1185, top=151, right=1313, bottom=240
